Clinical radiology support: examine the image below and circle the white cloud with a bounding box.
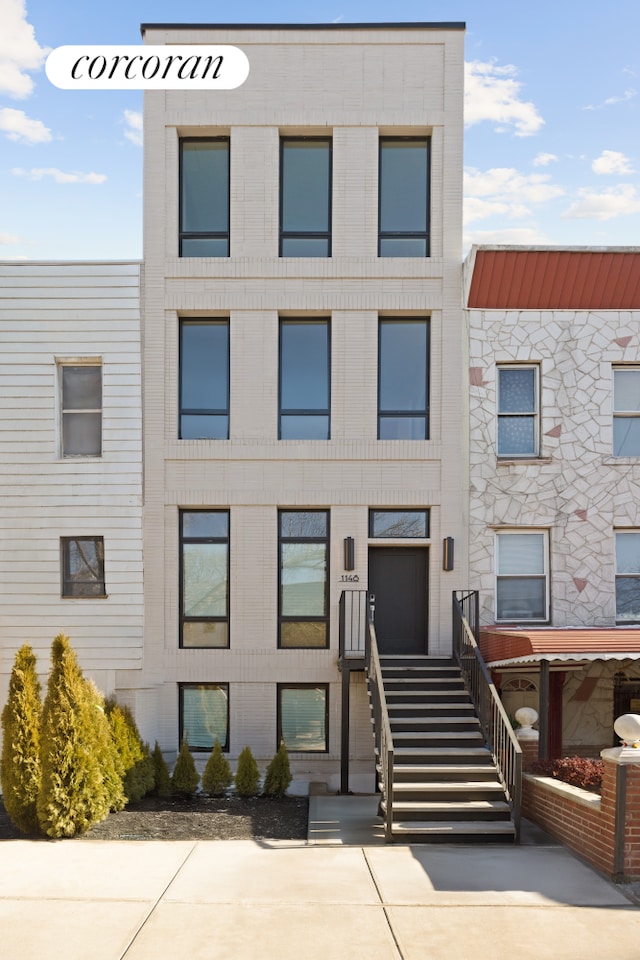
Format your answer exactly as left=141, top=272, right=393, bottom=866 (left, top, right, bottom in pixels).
left=0, top=230, right=20, bottom=244
left=584, top=88, right=636, bottom=110
left=592, top=150, right=635, bottom=175
left=562, top=184, right=640, bottom=221
left=123, top=109, right=143, bottom=147
left=464, top=226, right=550, bottom=250
left=463, top=166, right=564, bottom=226
left=464, top=60, right=544, bottom=137
left=0, top=0, right=49, bottom=98
left=0, top=106, right=51, bottom=143
left=12, top=167, right=107, bottom=184
left=533, top=152, right=558, bottom=167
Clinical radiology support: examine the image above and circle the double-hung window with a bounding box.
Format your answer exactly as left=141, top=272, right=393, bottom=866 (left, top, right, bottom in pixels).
left=280, top=138, right=331, bottom=256
left=60, top=363, right=102, bottom=457
left=378, top=319, right=429, bottom=439
left=495, top=531, right=548, bottom=622
left=613, top=367, right=640, bottom=456
left=279, top=511, right=329, bottom=648
left=615, top=531, right=640, bottom=622
left=278, top=684, right=328, bottom=752
left=61, top=536, right=105, bottom=597
left=179, top=320, right=229, bottom=439
left=279, top=320, right=330, bottom=439
left=179, top=683, right=229, bottom=752
left=179, top=138, right=229, bottom=257
left=180, top=510, right=229, bottom=648
left=379, top=138, right=430, bottom=257
left=497, top=365, right=539, bottom=458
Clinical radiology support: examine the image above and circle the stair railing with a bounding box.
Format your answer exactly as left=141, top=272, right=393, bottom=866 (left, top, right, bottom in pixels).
left=338, top=589, right=368, bottom=661
left=365, top=593, right=394, bottom=841
left=453, top=590, right=522, bottom=842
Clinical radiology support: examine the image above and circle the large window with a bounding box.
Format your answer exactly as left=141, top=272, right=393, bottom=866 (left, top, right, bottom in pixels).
left=179, top=320, right=229, bottom=439
left=179, top=684, right=229, bottom=751
left=379, top=138, right=429, bottom=257
left=613, top=368, right=640, bottom=456
left=495, top=531, right=548, bottom=622
left=179, top=138, right=229, bottom=257
left=61, top=536, right=105, bottom=597
left=60, top=363, right=102, bottom=457
left=616, top=531, right=640, bottom=622
left=180, top=511, right=229, bottom=648
left=280, top=138, right=331, bottom=256
left=278, top=685, right=328, bottom=752
left=497, top=365, right=539, bottom=458
left=279, top=320, right=330, bottom=439
left=279, top=511, right=329, bottom=648
left=378, top=319, right=429, bottom=439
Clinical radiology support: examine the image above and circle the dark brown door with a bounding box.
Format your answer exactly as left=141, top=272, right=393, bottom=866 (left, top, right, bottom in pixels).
left=368, top=547, right=428, bottom=655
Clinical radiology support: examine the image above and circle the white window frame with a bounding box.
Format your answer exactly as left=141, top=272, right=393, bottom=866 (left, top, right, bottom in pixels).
left=57, top=358, right=102, bottom=458
left=496, top=364, right=539, bottom=459
left=495, top=529, right=549, bottom=623
left=613, top=367, right=640, bottom=457
left=615, top=530, right=640, bottom=623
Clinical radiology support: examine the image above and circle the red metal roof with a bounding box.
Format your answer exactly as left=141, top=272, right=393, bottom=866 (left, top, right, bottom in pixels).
left=480, top=628, right=640, bottom=665
left=467, top=248, right=640, bottom=310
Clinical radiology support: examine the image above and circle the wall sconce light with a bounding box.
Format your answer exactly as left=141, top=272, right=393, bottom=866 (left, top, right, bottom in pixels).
left=442, top=537, right=454, bottom=572
left=344, top=537, right=355, bottom=571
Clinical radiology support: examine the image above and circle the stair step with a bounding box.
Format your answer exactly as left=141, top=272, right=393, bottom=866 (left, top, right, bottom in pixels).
left=393, top=731, right=484, bottom=741
left=388, top=763, right=500, bottom=781
left=391, top=781, right=505, bottom=793
left=389, top=820, right=516, bottom=841
left=385, top=799, right=510, bottom=814
left=390, top=717, right=480, bottom=727
left=393, top=746, right=492, bottom=759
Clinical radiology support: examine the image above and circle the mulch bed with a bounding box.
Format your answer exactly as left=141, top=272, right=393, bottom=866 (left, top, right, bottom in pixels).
left=0, top=794, right=309, bottom=841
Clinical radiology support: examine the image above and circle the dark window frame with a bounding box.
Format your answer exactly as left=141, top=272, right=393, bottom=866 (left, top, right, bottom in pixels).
left=279, top=137, right=332, bottom=257
left=278, top=510, right=330, bottom=649
left=377, top=317, right=430, bottom=439
left=61, top=536, right=106, bottom=598
left=179, top=509, right=230, bottom=649
left=277, top=683, right=329, bottom=753
left=179, top=319, right=230, bottom=440
left=378, top=136, right=430, bottom=257
left=497, top=364, right=540, bottom=459
left=278, top=318, right=331, bottom=439
left=179, top=137, right=230, bottom=257
left=179, top=682, right=230, bottom=752
left=369, top=509, right=430, bottom=539
left=60, top=362, right=102, bottom=458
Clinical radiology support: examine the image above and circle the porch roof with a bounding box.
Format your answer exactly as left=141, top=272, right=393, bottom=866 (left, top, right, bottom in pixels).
left=480, top=627, right=640, bottom=668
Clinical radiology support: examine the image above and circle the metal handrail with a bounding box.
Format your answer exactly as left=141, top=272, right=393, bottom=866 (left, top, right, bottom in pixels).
left=453, top=590, right=522, bottom=842
left=365, top=594, right=395, bottom=841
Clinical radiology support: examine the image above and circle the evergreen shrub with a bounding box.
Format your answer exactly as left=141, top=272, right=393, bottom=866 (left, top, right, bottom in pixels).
left=0, top=645, right=42, bottom=834
left=151, top=741, right=172, bottom=797
left=202, top=738, right=233, bottom=796
left=171, top=738, right=200, bottom=796
left=106, top=699, right=155, bottom=803
left=234, top=745, right=260, bottom=798
left=263, top=741, right=292, bottom=798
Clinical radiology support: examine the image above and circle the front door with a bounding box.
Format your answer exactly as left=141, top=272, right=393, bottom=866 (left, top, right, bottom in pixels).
left=368, top=547, right=428, bottom=655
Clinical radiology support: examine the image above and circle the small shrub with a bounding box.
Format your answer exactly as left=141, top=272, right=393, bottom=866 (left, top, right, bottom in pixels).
left=263, top=741, right=292, bottom=798
left=1, top=645, right=42, bottom=834
left=106, top=699, right=155, bottom=803
left=234, top=745, right=260, bottom=798
left=202, top=739, right=233, bottom=797
left=171, top=738, right=200, bottom=797
left=151, top=741, right=171, bottom=798
left=530, top=755, right=603, bottom=793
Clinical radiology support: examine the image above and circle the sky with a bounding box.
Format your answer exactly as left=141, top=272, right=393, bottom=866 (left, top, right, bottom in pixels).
left=0, top=0, right=639, bottom=261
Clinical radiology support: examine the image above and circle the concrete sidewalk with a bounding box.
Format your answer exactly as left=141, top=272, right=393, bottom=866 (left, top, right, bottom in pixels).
left=0, top=795, right=638, bottom=960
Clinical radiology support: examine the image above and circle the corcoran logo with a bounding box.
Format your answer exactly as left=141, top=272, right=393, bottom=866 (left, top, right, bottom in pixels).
left=46, top=45, right=250, bottom=90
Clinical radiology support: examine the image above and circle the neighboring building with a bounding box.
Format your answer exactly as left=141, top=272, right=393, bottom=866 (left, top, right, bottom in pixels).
left=128, top=21, right=468, bottom=789
left=0, top=261, right=143, bottom=704
left=465, top=245, right=640, bottom=758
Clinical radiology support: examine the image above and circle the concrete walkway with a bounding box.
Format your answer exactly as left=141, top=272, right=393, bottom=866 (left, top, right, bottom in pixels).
left=0, top=795, right=639, bottom=960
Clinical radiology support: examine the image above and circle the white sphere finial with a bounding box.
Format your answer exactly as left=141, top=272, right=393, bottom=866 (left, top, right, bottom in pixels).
left=515, top=706, right=539, bottom=741
left=614, top=714, right=640, bottom=748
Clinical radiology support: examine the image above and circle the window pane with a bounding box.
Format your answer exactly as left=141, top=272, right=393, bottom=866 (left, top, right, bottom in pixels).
left=280, top=415, right=329, bottom=440
left=62, top=366, right=101, bottom=409
left=281, top=141, right=330, bottom=233
left=379, top=321, right=427, bottom=412
left=614, top=418, right=640, bottom=456
left=380, top=141, right=428, bottom=233
left=281, top=543, right=326, bottom=616
left=182, top=512, right=228, bottom=539
left=280, top=687, right=327, bottom=751
left=280, top=622, right=327, bottom=648
left=498, top=417, right=536, bottom=457
left=180, top=237, right=229, bottom=257
left=496, top=578, right=546, bottom=620
left=499, top=368, right=535, bottom=413
left=280, top=322, right=329, bottom=411
left=280, top=511, right=327, bottom=538
left=371, top=510, right=429, bottom=538
left=379, top=237, right=428, bottom=257
left=181, top=141, right=229, bottom=233
left=614, top=370, right=640, bottom=412
left=616, top=533, right=640, bottom=574
left=180, top=414, right=229, bottom=440
left=379, top=416, right=427, bottom=439
left=183, top=543, right=228, bottom=616
left=181, top=685, right=228, bottom=750
left=182, top=622, right=229, bottom=648
left=497, top=534, right=544, bottom=575
left=63, top=537, right=105, bottom=597
left=616, top=578, right=640, bottom=621
left=281, top=237, right=330, bottom=257
left=181, top=322, right=228, bottom=413
left=63, top=412, right=102, bottom=456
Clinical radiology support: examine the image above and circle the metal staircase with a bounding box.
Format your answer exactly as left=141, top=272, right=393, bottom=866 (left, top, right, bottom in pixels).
left=376, top=656, right=517, bottom=842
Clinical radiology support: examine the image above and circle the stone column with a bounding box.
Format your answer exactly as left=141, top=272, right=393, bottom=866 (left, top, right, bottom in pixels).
left=601, top=714, right=640, bottom=881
